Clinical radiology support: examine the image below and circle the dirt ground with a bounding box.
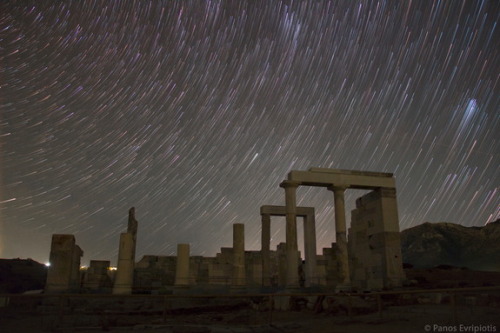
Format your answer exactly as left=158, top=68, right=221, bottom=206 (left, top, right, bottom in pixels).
left=1, top=302, right=499, bottom=333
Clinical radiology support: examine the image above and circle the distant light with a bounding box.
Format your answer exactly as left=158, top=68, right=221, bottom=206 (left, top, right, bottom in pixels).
left=45, top=262, right=51, bottom=267
left=80, top=265, right=87, bottom=270
left=108, top=266, right=117, bottom=271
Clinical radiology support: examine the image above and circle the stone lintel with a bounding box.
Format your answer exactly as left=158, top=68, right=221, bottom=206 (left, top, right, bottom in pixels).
left=327, top=185, right=348, bottom=192
left=287, top=170, right=395, bottom=189
left=279, top=180, right=301, bottom=188
left=308, top=167, right=394, bottom=178
left=260, top=205, right=314, bottom=217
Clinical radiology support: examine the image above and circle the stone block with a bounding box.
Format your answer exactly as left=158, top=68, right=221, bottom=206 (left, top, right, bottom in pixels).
left=84, top=260, right=111, bottom=290
left=45, top=234, right=82, bottom=293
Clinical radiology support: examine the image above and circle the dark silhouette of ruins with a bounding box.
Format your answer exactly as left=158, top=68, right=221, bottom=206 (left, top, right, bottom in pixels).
left=45, top=168, right=406, bottom=295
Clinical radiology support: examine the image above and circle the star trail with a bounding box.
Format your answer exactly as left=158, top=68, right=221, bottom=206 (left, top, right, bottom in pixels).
left=1, top=1, right=499, bottom=265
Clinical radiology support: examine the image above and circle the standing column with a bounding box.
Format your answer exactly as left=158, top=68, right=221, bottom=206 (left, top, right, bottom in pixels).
left=232, top=223, right=246, bottom=288
left=261, top=214, right=271, bottom=287
left=127, top=207, right=138, bottom=246
left=175, top=243, right=190, bottom=287
left=303, top=212, right=317, bottom=287
left=329, top=186, right=351, bottom=288
left=113, top=232, right=135, bottom=294
left=113, top=207, right=139, bottom=295
left=280, top=181, right=300, bottom=288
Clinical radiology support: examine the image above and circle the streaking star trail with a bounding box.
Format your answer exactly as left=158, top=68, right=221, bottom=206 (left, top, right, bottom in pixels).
left=1, top=0, right=498, bottom=264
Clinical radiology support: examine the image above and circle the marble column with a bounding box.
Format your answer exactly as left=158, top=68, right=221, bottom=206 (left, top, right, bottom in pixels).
left=261, top=214, right=271, bottom=286
left=232, top=223, right=246, bottom=287
left=303, top=214, right=317, bottom=287
left=280, top=181, right=300, bottom=288
left=113, top=232, right=135, bottom=294
left=329, top=186, right=351, bottom=287
left=175, top=243, right=190, bottom=287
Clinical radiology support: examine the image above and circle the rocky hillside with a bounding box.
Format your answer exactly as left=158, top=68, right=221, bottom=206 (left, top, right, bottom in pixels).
left=401, top=220, right=500, bottom=271
left=0, top=258, right=47, bottom=293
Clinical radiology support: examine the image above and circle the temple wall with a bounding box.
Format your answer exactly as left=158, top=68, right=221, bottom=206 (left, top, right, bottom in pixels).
left=349, top=189, right=405, bottom=290
left=83, top=260, right=112, bottom=291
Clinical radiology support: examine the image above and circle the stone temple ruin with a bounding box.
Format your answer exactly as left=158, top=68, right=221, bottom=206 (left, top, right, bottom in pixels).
left=44, top=168, right=406, bottom=294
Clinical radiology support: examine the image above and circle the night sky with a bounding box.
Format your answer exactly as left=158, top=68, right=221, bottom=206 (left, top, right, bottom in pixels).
left=1, top=1, right=499, bottom=265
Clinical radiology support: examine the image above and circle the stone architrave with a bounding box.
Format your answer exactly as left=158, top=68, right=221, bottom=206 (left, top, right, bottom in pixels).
left=287, top=168, right=395, bottom=189
left=45, top=234, right=83, bottom=293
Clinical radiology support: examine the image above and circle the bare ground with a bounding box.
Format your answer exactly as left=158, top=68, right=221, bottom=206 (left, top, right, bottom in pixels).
left=1, top=301, right=499, bottom=333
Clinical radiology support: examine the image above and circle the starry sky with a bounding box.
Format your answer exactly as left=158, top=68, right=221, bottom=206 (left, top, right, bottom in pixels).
left=1, top=1, right=499, bottom=265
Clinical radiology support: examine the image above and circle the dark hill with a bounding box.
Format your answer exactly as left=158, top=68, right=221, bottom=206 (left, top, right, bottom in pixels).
left=401, top=220, right=500, bottom=271
left=0, top=258, right=47, bottom=293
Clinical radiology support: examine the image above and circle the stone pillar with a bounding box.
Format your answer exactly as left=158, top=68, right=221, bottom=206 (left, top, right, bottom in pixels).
left=232, top=223, right=246, bottom=288
left=330, top=186, right=351, bottom=288
left=113, top=232, right=135, bottom=294
left=113, top=207, right=139, bottom=295
left=280, top=181, right=300, bottom=288
left=261, top=214, right=271, bottom=287
left=276, top=243, right=288, bottom=287
left=175, top=243, right=190, bottom=287
left=303, top=214, right=317, bottom=287
left=128, top=207, right=138, bottom=244
left=45, top=234, right=81, bottom=293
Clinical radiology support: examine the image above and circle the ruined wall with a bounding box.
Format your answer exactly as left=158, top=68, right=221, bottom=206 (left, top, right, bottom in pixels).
left=134, top=255, right=176, bottom=292
left=349, top=188, right=405, bottom=290
left=318, top=244, right=344, bottom=288
left=45, top=234, right=83, bottom=293
left=133, top=247, right=284, bottom=291
left=83, top=260, right=112, bottom=291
